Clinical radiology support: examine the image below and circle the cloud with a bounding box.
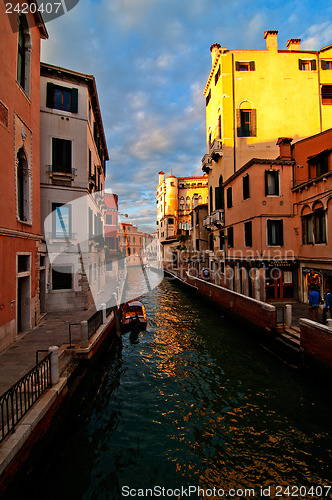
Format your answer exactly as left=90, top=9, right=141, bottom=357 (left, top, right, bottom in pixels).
left=301, top=22, right=332, bottom=50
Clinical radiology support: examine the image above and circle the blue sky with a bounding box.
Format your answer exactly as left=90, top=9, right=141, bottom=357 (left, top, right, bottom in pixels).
left=41, top=0, right=332, bottom=232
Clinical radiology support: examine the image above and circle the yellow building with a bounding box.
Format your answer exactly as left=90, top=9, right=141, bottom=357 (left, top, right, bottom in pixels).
left=203, top=29, right=332, bottom=253
left=156, top=171, right=208, bottom=262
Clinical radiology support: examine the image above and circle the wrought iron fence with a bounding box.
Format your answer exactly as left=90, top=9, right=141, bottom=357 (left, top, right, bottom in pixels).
left=0, top=353, right=51, bottom=443
left=88, top=310, right=103, bottom=340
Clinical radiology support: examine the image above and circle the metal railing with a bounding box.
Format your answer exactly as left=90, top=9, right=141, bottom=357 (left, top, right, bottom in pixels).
left=87, top=310, right=103, bottom=340
left=0, top=354, right=51, bottom=443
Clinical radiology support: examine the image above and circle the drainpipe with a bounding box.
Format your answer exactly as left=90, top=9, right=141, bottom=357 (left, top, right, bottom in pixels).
left=317, top=52, right=322, bottom=133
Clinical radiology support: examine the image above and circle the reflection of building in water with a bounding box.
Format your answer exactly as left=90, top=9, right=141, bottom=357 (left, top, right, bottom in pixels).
left=40, top=63, right=109, bottom=312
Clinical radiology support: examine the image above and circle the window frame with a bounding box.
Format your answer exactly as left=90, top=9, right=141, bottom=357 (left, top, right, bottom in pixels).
left=52, top=137, right=72, bottom=174
left=244, top=221, right=252, bottom=247
left=265, top=170, right=280, bottom=196
left=267, top=219, right=284, bottom=247
left=52, top=202, right=72, bottom=239
left=243, top=174, right=250, bottom=200
left=46, top=82, right=78, bottom=113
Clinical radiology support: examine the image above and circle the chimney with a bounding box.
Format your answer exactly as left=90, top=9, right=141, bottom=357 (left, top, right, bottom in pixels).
left=277, top=137, right=293, bottom=160
left=158, top=171, right=165, bottom=185
left=264, top=30, right=278, bottom=51
left=210, top=43, right=221, bottom=65
left=286, top=38, right=301, bottom=51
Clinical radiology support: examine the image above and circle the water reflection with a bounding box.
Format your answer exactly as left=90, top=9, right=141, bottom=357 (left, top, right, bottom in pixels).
left=12, top=268, right=332, bottom=500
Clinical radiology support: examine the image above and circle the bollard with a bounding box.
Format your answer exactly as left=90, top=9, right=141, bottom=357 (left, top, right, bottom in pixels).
left=81, top=320, right=89, bottom=348
left=285, top=304, right=292, bottom=329
left=101, top=303, right=106, bottom=324
left=48, top=346, right=59, bottom=386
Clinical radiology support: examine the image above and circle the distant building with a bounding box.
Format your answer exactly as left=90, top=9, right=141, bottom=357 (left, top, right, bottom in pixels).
left=202, top=30, right=332, bottom=266
left=0, top=9, right=47, bottom=352
left=118, top=223, right=146, bottom=266
left=156, top=172, right=208, bottom=264
left=40, top=63, right=109, bottom=311
left=105, top=192, right=118, bottom=255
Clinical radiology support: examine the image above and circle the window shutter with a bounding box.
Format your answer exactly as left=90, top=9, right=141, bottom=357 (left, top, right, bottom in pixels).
left=321, top=60, right=328, bottom=70
left=71, top=88, right=78, bottom=113
left=235, top=61, right=240, bottom=71
left=265, top=171, right=268, bottom=196
left=46, top=82, right=54, bottom=108
left=311, top=59, right=317, bottom=71
left=298, top=59, right=303, bottom=70
left=274, top=171, right=279, bottom=195
left=249, top=61, right=255, bottom=71
left=251, top=109, right=257, bottom=137
left=236, top=109, right=241, bottom=137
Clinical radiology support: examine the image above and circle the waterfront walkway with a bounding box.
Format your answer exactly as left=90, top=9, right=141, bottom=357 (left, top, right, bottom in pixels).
left=0, top=305, right=97, bottom=396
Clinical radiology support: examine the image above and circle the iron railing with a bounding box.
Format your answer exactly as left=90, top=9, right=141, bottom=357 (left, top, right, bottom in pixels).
left=0, top=353, right=51, bottom=443
left=88, top=310, right=103, bottom=340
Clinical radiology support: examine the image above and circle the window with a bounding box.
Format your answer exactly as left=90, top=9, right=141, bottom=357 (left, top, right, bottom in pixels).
left=168, top=218, right=174, bottom=224
left=227, top=227, right=234, bottom=248
left=226, top=187, right=232, bottom=208
left=265, top=170, right=279, bottom=196
left=52, top=203, right=71, bottom=238
left=321, top=85, right=332, bottom=105
left=186, top=196, right=190, bottom=209
left=237, top=109, right=256, bottom=137
left=309, top=153, right=329, bottom=178
left=321, top=60, right=332, bottom=70
left=267, top=220, right=283, bottom=246
left=17, top=15, right=30, bottom=94
left=244, top=221, right=252, bottom=247
left=243, top=174, right=250, bottom=200
left=46, top=83, right=78, bottom=113
left=52, top=266, right=72, bottom=290
left=180, top=196, right=185, bottom=210
left=302, top=214, right=313, bottom=245
left=314, top=208, right=327, bottom=244
left=209, top=187, right=213, bottom=212
left=235, top=61, right=255, bottom=71
left=106, top=214, right=113, bottom=225
left=89, top=208, right=93, bottom=239
left=298, top=59, right=316, bottom=71
left=215, top=66, right=220, bottom=85
left=215, top=175, right=224, bottom=209
left=198, top=195, right=203, bottom=205
left=17, top=147, right=30, bottom=222
left=206, top=89, right=211, bottom=106
left=52, top=138, right=72, bottom=174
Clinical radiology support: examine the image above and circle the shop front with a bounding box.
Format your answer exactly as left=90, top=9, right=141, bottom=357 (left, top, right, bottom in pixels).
left=265, top=260, right=299, bottom=301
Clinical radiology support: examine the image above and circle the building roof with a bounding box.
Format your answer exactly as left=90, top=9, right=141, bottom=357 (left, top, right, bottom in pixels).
left=40, top=62, right=109, bottom=161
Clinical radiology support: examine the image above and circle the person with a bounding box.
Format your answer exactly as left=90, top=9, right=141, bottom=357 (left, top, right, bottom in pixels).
left=201, top=268, right=210, bottom=281
left=308, top=288, right=321, bottom=322
left=322, top=289, right=332, bottom=324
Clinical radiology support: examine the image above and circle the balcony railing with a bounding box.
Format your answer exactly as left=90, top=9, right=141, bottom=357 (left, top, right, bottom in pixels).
left=48, top=165, right=76, bottom=179
left=203, top=215, right=213, bottom=230
left=210, top=209, right=224, bottom=227
left=202, top=154, right=212, bottom=173
left=209, top=139, right=223, bottom=159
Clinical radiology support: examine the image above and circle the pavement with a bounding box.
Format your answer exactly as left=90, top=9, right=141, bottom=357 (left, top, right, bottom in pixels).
left=0, top=305, right=97, bottom=396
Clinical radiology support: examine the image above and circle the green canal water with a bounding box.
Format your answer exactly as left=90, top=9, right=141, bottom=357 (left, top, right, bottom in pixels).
left=16, top=270, right=332, bottom=499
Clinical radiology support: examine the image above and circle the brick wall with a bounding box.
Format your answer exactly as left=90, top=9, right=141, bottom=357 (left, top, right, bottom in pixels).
left=300, top=318, right=332, bottom=368
left=184, top=272, right=277, bottom=331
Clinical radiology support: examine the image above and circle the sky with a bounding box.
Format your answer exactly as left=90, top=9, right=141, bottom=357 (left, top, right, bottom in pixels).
left=41, top=0, right=332, bottom=233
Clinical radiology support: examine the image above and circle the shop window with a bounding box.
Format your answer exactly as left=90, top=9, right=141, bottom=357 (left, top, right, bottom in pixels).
left=267, top=219, right=283, bottom=246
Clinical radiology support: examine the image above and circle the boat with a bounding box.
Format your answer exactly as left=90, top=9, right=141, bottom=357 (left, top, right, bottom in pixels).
left=121, top=300, right=147, bottom=332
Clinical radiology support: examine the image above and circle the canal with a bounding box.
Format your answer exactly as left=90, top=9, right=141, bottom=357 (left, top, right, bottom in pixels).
left=10, top=269, right=332, bottom=499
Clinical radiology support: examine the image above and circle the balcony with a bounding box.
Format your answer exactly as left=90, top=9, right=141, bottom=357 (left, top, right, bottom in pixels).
left=48, top=165, right=76, bottom=181
left=202, top=154, right=212, bottom=173
left=209, top=139, right=223, bottom=160
left=203, top=215, right=213, bottom=230
left=210, top=209, right=224, bottom=227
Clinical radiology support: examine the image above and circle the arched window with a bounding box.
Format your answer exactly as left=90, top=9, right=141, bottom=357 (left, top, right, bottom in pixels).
left=17, top=15, right=31, bottom=94
left=17, top=147, right=30, bottom=222
left=179, top=222, right=183, bottom=230
left=198, top=195, right=203, bottom=205
left=186, top=196, right=190, bottom=209
left=180, top=196, right=185, bottom=210
left=237, top=101, right=256, bottom=137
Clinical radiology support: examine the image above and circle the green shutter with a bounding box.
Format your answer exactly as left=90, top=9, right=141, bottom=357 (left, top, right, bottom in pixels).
left=249, top=61, right=255, bottom=71
left=235, top=61, right=240, bottom=71
left=46, top=82, right=54, bottom=108
left=71, top=88, right=78, bottom=113
left=298, top=59, right=303, bottom=70
left=251, top=109, right=257, bottom=137
left=311, top=59, right=317, bottom=71
left=321, top=60, right=328, bottom=70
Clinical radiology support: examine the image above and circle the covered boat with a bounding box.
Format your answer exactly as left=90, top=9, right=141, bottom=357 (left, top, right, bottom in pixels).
left=121, top=300, right=147, bottom=332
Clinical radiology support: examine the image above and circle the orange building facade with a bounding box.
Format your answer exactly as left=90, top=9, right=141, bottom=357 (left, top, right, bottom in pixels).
left=0, top=7, right=47, bottom=351
left=118, top=223, right=147, bottom=266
